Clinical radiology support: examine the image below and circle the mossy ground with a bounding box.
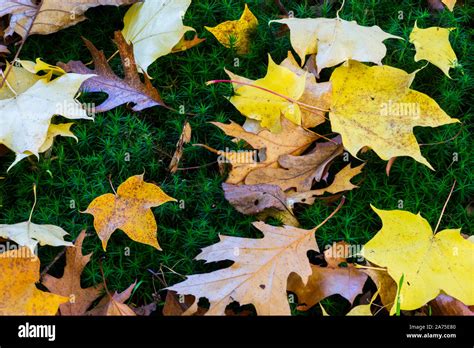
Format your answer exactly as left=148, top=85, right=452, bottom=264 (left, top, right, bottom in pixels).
left=0, top=0, right=472, bottom=315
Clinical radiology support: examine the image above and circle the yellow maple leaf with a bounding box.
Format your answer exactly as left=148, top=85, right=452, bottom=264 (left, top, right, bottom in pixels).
left=228, top=55, right=306, bottom=133
left=85, top=174, right=176, bottom=251
left=409, top=22, right=458, bottom=78
left=0, top=247, right=68, bottom=315
left=329, top=60, right=459, bottom=169
left=362, top=206, right=474, bottom=312
left=205, top=4, right=258, bottom=54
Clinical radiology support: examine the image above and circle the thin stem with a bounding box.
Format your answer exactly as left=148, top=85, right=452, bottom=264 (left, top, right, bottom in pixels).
left=336, top=0, right=346, bottom=19
left=434, top=180, right=456, bottom=233
left=108, top=175, right=117, bottom=195
left=28, top=183, right=37, bottom=223
left=314, top=195, right=345, bottom=231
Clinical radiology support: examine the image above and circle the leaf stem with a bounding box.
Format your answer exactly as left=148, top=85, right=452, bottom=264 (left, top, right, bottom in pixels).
left=434, top=180, right=456, bottom=233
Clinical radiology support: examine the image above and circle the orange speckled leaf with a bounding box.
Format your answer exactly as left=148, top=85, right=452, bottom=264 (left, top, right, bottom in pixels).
left=0, top=247, right=68, bottom=315
left=85, top=174, right=176, bottom=251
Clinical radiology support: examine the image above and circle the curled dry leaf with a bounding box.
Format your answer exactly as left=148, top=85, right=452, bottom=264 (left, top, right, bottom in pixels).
left=42, top=230, right=104, bottom=315
left=59, top=31, right=165, bottom=112
left=0, top=247, right=68, bottom=315
left=85, top=174, right=176, bottom=251
left=169, top=121, right=192, bottom=173
left=288, top=241, right=368, bottom=311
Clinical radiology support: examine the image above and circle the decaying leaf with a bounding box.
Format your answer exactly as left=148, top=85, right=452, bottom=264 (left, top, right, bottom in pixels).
left=0, top=0, right=136, bottom=38
left=329, top=60, right=459, bottom=169
left=205, top=4, right=258, bottom=54
left=270, top=17, right=401, bottom=72
left=288, top=241, right=367, bottom=311
left=122, top=0, right=195, bottom=73
left=222, top=183, right=289, bottom=215
left=362, top=266, right=397, bottom=310
left=0, top=247, right=68, bottom=315
left=42, top=230, right=104, bottom=315
left=169, top=121, right=192, bottom=173
left=212, top=117, right=318, bottom=184
left=362, top=206, right=474, bottom=312
left=245, top=137, right=343, bottom=191
left=409, top=22, right=458, bottom=77
left=288, top=163, right=365, bottom=205
left=86, top=282, right=136, bottom=316
left=429, top=293, right=474, bottom=316
left=168, top=221, right=319, bottom=315
left=85, top=174, right=176, bottom=251
left=59, top=31, right=165, bottom=112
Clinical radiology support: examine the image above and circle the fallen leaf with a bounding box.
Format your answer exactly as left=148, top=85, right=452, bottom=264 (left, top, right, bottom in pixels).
left=222, top=183, right=289, bottom=215
left=288, top=241, right=367, bottom=311
left=0, top=221, right=73, bottom=252
left=42, top=230, right=104, bottom=315
left=279, top=52, right=331, bottom=128
left=409, top=22, right=458, bottom=77
left=245, top=137, right=343, bottom=191
left=346, top=290, right=378, bottom=316
left=286, top=163, right=365, bottom=205
left=0, top=0, right=136, bottom=38
left=329, top=60, right=459, bottom=169
left=362, top=206, right=474, bottom=312
left=85, top=174, right=176, bottom=251
left=86, top=282, right=136, bottom=316
left=167, top=221, right=319, bottom=315
left=430, top=293, right=474, bottom=316
left=0, top=44, right=9, bottom=54
left=226, top=55, right=306, bottom=132
left=270, top=17, right=401, bottom=73
left=169, top=121, right=191, bottom=173
left=212, top=117, right=318, bottom=184
left=171, top=34, right=205, bottom=53
left=0, top=247, right=68, bottom=315
left=362, top=267, right=397, bottom=310
left=59, top=31, right=165, bottom=112
left=0, top=72, right=94, bottom=169
left=122, top=0, right=194, bottom=73
left=442, top=0, right=457, bottom=11
left=205, top=4, right=258, bottom=54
